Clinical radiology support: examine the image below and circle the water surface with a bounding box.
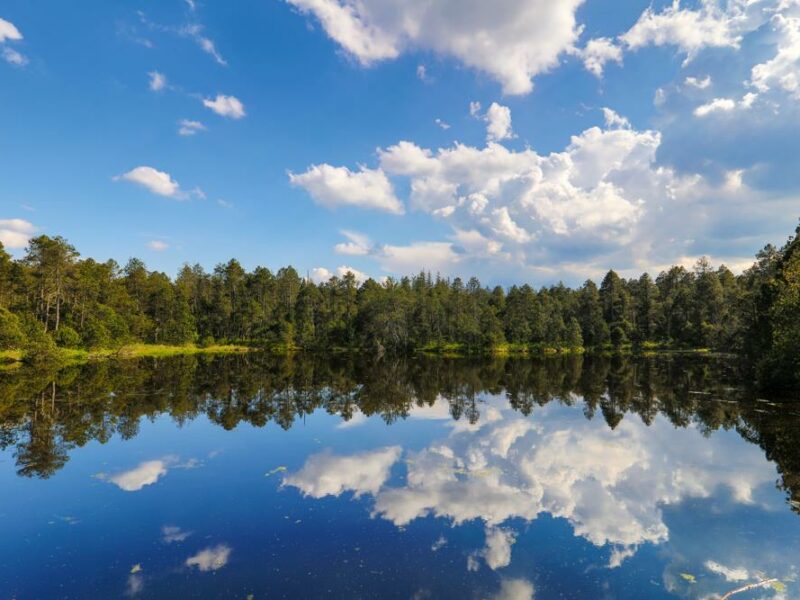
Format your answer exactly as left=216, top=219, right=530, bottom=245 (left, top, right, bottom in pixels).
left=1, top=354, right=798, bottom=599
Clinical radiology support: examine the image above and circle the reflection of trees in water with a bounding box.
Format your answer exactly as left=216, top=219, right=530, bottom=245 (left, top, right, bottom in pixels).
left=0, top=353, right=798, bottom=509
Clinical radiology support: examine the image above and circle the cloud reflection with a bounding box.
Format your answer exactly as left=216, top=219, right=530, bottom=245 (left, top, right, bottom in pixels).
left=283, top=446, right=401, bottom=498
left=185, top=544, right=231, bottom=572
left=286, top=398, right=779, bottom=569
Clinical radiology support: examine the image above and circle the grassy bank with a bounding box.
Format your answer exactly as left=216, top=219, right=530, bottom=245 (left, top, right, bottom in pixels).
left=0, top=343, right=255, bottom=366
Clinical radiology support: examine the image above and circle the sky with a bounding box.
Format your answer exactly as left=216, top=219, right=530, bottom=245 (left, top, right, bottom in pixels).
left=1, top=0, right=799, bottom=286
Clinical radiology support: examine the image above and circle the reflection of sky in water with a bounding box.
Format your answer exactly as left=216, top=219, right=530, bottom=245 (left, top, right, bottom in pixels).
left=0, top=393, right=797, bottom=599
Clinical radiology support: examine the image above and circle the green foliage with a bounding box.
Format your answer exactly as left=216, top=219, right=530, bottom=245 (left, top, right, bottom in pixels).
left=0, top=307, right=25, bottom=349
left=19, top=315, right=61, bottom=366
left=54, top=325, right=81, bottom=348
left=0, top=224, right=799, bottom=390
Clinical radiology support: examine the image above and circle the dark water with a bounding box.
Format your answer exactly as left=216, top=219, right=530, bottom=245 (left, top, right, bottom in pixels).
left=1, top=354, right=799, bottom=599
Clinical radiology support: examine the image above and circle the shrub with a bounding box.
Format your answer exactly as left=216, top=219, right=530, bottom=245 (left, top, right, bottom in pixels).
left=0, top=307, right=24, bottom=350
left=54, top=325, right=81, bottom=348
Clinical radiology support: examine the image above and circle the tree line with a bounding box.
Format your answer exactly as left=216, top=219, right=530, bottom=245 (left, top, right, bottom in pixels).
left=0, top=221, right=798, bottom=387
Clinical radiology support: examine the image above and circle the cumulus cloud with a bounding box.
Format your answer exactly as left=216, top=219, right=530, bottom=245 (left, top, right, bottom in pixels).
left=289, top=164, right=404, bottom=214
left=283, top=446, right=402, bottom=498
left=148, top=71, right=167, bottom=91
left=334, top=230, right=372, bottom=255
left=0, top=218, right=36, bottom=249
left=105, top=460, right=168, bottom=492
left=178, top=119, right=206, bottom=136
left=483, top=102, right=515, bottom=142
left=0, top=17, right=22, bottom=43
left=374, top=120, right=654, bottom=251
left=285, top=0, right=585, bottom=94
left=202, top=94, right=246, bottom=119
left=114, top=166, right=186, bottom=199
left=620, top=0, right=750, bottom=61
left=309, top=267, right=333, bottom=283
left=185, top=544, right=231, bottom=571
left=750, top=13, right=800, bottom=98
left=579, top=37, right=623, bottom=77
left=301, top=105, right=775, bottom=280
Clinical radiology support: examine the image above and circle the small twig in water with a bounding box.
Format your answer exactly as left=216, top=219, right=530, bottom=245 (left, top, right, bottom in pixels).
left=720, top=578, right=779, bottom=600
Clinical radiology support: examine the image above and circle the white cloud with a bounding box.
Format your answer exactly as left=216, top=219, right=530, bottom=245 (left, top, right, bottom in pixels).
left=334, top=230, right=372, bottom=255
left=602, top=107, right=631, bottom=129
left=435, top=118, right=450, bottom=130
left=286, top=0, right=585, bottom=95
left=2, top=46, right=26, bottom=66
left=202, top=94, right=245, bottom=119
left=337, top=265, right=368, bottom=282
left=309, top=267, right=333, bottom=283
left=694, top=93, right=757, bottom=116
left=147, top=240, right=169, bottom=251
left=579, top=37, right=622, bottom=77
left=114, top=166, right=185, bottom=199
left=694, top=97, right=736, bottom=116
left=0, top=218, right=36, bottom=249
left=178, top=119, right=206, bottom=136
left=0, top=17, right=22, bottom=43
left=106, top=460, right=168, bottom=492
left=484, top=102, right=515, bottom=142
left=750, top=13, right=800, bottom=98
left=283, top=446, right=401, bottom=498
left=289, top=164, right=404, bottom=214
left=416, top=64, right=428, bottom=81
left=148, top=71, right=167, bottom=92
left=376, top=121, right=653, bottom=246
left=185, top=544, right=231, bottom=571
left=493, top=578, right=535, bottom=600
left=377, top=241, right=461, bottom=274
left=684, top=75, right=712, bottom=89
left=621, top=1, right=747, bottom=61
left=469, top=101, right=482, bottom=118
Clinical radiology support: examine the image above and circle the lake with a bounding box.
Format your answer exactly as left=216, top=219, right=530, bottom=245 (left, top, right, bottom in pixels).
left=1, top=354, right=798, bottom=599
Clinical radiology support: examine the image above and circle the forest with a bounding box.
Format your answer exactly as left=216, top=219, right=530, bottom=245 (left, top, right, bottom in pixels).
left=0, top=221, right=798, bottom=388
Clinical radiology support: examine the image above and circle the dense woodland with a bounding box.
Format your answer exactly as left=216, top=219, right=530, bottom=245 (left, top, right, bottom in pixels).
left=1, top=221, right=799, bottom=387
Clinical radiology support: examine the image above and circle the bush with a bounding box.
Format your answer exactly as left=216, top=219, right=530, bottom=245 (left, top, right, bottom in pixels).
left=0, top=307, right=24, bottom=349
left=54, top=325, right=81, bottom=348
left=199, top=335, right=216, bottom=348
left=19, top=316, right=61, bottom=365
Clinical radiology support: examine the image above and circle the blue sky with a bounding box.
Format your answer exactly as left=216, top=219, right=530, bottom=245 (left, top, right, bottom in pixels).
left=1, top=0, right=798, bottom=286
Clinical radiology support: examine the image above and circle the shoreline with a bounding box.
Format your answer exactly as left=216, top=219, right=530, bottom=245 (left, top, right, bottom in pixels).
left=0, top=342, right=722, bottom=368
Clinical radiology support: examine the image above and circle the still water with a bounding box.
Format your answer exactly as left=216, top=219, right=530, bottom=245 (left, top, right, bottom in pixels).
left=1, top=354, right=798, bottom=599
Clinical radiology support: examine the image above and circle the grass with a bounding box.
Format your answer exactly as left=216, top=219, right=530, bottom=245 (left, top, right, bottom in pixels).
left=0, top=343, right=255, bottom=365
